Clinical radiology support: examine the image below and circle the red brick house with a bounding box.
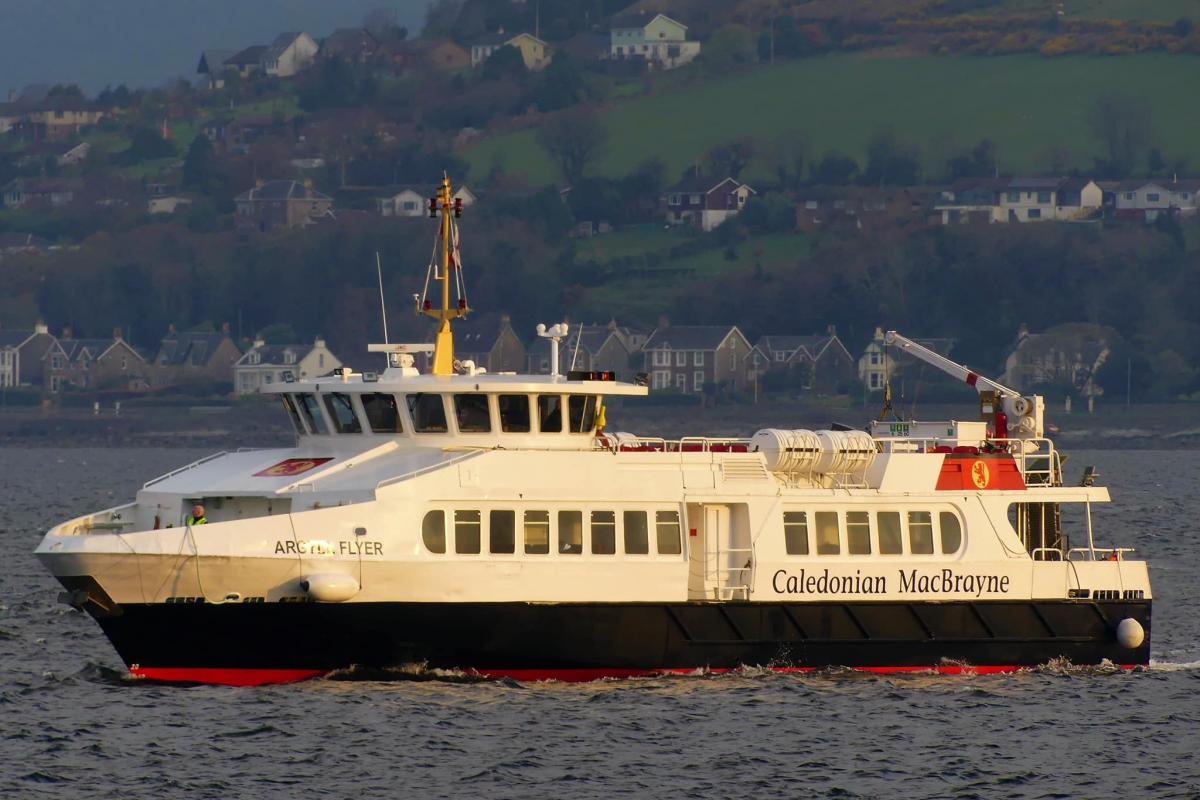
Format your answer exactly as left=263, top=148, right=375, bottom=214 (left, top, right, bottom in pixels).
left=662, top=176, right=755, bottom=231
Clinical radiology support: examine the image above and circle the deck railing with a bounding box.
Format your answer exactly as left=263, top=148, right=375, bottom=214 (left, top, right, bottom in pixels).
left=873, top=436, right=1061, bottom=486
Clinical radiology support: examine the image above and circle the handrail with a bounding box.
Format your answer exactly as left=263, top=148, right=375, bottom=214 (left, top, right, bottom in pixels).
left=143, top=451, right=228, bottom=488
left=375, top=450, right=480, bottom=490
left=873, top=435, right=1061, bottom=486
left=1067, top=546, right=1136, bottom=562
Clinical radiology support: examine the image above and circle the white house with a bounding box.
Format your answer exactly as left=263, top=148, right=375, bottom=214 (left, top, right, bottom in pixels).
left=378, top=185, right=476, bottom=217
left=858, top=327, right=956, bottom=392
left=1113, top=179, right=1200, bottom=222
left=609, top=13, right=700, bottom=70
left=262, top=32, right=319, bottom=78
left=234, top=336, right=341, bottom=395
left=936, top=177, right=1103, bottom=224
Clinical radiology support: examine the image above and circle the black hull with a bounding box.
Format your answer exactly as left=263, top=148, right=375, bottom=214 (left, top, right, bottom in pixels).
left=73, top=591, right=1152, bottom=684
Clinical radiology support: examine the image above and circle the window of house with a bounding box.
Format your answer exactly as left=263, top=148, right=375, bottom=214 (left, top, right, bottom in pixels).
left=669, top=193, right=681, bottom=206
left=784, top=511, right=809, bottom=555
left=486, top=510, right=515, bottom=554
left=1037, top=191, right=1052, bottom=204
left=422, top=510, right=445, bottom=553
left=558, top=511, right=583, bottom=554
left=815, top=511, right=840, bottom=555
left=694, top=352, right=705, bottom=366
left=50, top=354, right=64, bottom=369
left=1006, top=191, right=1019, bottom=203
left=870, top=353, right=880, bottom=365
left=498, top=394, right=531, bottom=432
left=323, top=393, right=362, bottom=433
left=1124, top=192, right=1134, bottom=200
left=318, top=354, right=325, bottom=369
left=775, top=351, right=787, bottom=362
left=591, top=511, right=616, bottom=554
left=1027, top=208, right=1041, bottom=219
left=869, top=374, right=880, bottom=389
left=909, top=511, right=934, bottom=554
left=281, top=394, right=306, bottom=433
left=248, top=351, right=260, bottom=365
left=455, top=510, right=481, bottom=554
left=624, top=511, right=649, bottom=554
left=846, top=511, right=871, bottom=554
left=878, top=511, right=903, bottom=554
left=567, top=395, right=597, bottom=433
left=1147, top=193, right=1160, bottom=203
left=675, top=351, right=686, bottom=366
left=284, top=351, right=296, bottom=364
left=407, top=394, right=448, bottom=432
left=538, top=394, right=562, bottom=432
left=693, top=371, right=704, bottom=391
left=361, top=393, right=402, bottom=433
left=656, top=511, right=682, bottom=554
left=652, top=349, right=669, bottom=366
left=454, top=393, right=491, bottom=433
left=524, top=510, right=550, bottom=554
left=940, top=512, right=963, bottom=554
left=297, top=393, right=328, bottom=433
left=402, top=200, right=416, bottom=211
left=675, top=373, right=686, bottom=390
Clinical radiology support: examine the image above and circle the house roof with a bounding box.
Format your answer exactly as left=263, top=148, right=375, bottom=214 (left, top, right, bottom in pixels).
left=235, top=180, right=331, bottom=202
left=610, top=12, right=687, bottom=30
left=441, top=314, right=518, bottom=353
left=643, top=325, right=741, bottom=351
left=156, top=331, right=233, bottom=367
left=1115, top=178, right=1200, bottom=192
left=241, top=342, right=317, bottom=366
left=757, top=334, right=830, bottom=359
left=320, top=28, right=378, bottom=58
left=0, top=330, right=36, bottom=348
left=665, top=175, right=751, bottom=195
left=225, top=45, right=268, bottom=66
left=264, top=32, right=308, bottom=62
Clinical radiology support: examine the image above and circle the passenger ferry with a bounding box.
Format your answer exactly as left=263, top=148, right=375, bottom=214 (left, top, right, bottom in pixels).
left=36, top=178, right=1151, bottom=685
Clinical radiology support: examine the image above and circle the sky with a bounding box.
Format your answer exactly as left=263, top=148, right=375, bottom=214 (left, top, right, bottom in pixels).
left=0, top=0, right=428, bottom=95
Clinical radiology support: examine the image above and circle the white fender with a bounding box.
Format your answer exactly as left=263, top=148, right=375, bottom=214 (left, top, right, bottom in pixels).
left=300, top=574, right=359, bottom=602
left=1116, top=618, right=1145, bottom=649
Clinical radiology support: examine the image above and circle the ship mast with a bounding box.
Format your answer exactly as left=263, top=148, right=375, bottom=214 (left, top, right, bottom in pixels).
left=418, top=176, right=470, bottom=375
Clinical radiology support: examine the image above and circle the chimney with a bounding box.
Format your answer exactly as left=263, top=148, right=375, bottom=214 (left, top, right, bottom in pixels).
left=1018, top=323, right=1029, bottom=339
left=61, top=326, right=73, bottom=340
left=253, top=337, right=265, bottom=349
left=314, top=336, right=325, bottom=348
left=826, top=324, right=837, bottom=336
left=35, top=321, right=48, bottom=335
left=500, top=313, right=511, bottom=329
left=113, top=327, right=122, bottom=340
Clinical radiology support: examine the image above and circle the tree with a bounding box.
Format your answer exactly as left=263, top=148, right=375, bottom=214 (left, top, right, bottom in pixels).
left=859, top=130, right=920, bottom=186
left=1089, top=93, right=1153, bottom=178
left=123, top=127, right=176, bottom=163
left=535, top=53, right=589, bottom=112
left=705, top=138, right=756, bottom=179
left=537, top=105, right=608, bottom=185
left=946, top=138, right=998, bottom=180
left=182, top=135, right=217, bottom=192
left=423, top=0, right=464, bottom=39
left=482, top=45, right=528, bottom=83
left=701, top=24, right=757, bottom=73
left=810, top=151, right=859, bottom=185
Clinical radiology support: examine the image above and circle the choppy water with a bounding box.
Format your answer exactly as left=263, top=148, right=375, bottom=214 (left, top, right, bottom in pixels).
left=3, top=447, right=1199, bottom=798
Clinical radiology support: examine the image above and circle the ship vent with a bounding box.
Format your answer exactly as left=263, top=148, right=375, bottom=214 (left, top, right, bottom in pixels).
left=722, top=459, right=770, bottom=481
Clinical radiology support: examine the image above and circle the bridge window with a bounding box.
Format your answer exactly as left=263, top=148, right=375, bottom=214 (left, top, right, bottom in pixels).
left=591, top=511, right=616, bottom=554
left=909, top=511, right=934, bottom=554
left=784, top=511, right=809, bottom=555
left=940, top=512, right=963, bottom=554
left=455, top=510, right=481, bottom=554
left=454, top=394, right=491, bottom=433
left=815, top=511, right=840, bottom=555
left=878, top=511, right=903, bottom=554
left=281, top=394, right=305, bottom=433
left=407, top=393, right=448, bottom=432
left=558, top=511, right=583, bottom=554
left=568, top=395, right=597, bottom=433
left=624, top=510, right=649, bottom=554
left=656, top=510, right=682, bottom=555
left=324, top=393, right=362, bottom=434
left=362, top=393, right=403, bottom=433
left=537, top=395, right=562, bottom=432
left=524, top=510, right=550, bottom=555
left=498, top=394, right=531, bottom=432
left=489, top=510, right=515, bottom=554
left=422, top=510, right=445, bottom=554
left=296, top=393, right=328, bottom=434
left=847, top=511, right=871, bottom=555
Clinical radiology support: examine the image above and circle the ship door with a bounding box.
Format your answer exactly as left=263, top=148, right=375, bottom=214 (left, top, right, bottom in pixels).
left=687, top=503, right=752, bottom=601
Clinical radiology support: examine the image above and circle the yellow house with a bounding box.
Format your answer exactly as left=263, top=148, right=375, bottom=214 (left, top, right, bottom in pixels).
left=470, top=31, right=550, bottom=70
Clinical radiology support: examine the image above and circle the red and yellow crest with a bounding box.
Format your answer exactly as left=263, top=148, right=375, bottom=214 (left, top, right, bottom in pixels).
left=970, top=460, right=991, bottom=489
left=253, top=458, right=333, bottom=478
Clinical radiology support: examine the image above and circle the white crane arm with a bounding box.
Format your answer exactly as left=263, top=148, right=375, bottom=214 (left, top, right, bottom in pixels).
left=883, top=331, right=1021, bottom=398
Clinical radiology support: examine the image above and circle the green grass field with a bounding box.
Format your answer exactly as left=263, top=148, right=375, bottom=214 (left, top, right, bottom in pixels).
left=465, top=53, right=1200, bottom=184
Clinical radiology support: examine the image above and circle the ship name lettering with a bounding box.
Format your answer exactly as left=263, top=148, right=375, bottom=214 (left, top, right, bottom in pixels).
left=273, top=540, right=384, bottom=556
left=898, top=569, right=1009, bottom=597
left=772, top=569, right=886, bottom=595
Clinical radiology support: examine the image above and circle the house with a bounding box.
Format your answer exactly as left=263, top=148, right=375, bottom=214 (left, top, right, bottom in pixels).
left=7, top=99, right=106, bottom=141
left=377, top=184, right=476, bottom=217
left=152, top=325, right=242, bottom=388
left=1112, top=178, right=1200, bottom=222
left=43, top=329, right=148, bottom=392
left=1, top=178, right=77, bottom=209
left=234, top=336, right=340, bottom=394
left=1002, top=323, right=1112, bottom=396
left=527, top=321, right=642, bottom=381
left=609, top=13, right=700, bottom=70
left=234, top=180, right=333, bottom=231
left=558, top=33, right=610, bottom=62
left=794, top=187, right=927, bottom=232
left=470, top=31, right=551, bottom=70
left=755, top=329, right=857, bottom=394
left=319, top=28, right=379, bottom=64
left=641, top=324, right=753, bottom=394
left=0, top=322, right=58, bottom=389
left=17, top=141, right=91, bottom=168
left=935, top=177, right=1103, bottom=224
left=147, top=195, right=193, bottom=215
left=429, top=314, right=525, bottom=373
left=377, top=39, right=470, bottom=75
left=224, top=45, right=269, bottom=77
left=196, top=49, right=235, bottom=88
left=662, top=176, right=754, bottom=231
left=262, top=32, right=319, bottom=77
left=858, top=327, right=956, bottom=394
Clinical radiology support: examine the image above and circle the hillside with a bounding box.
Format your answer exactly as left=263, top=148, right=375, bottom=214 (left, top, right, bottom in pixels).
left=464, top=53, right=1200, bottom=184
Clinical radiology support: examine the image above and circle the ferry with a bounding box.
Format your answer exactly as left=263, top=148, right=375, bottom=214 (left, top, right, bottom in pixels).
left=36, top=178, right=1151, bottom=686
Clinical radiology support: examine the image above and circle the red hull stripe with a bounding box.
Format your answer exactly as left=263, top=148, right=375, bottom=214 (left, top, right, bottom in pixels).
left=130, top=667, right=325, bottom=686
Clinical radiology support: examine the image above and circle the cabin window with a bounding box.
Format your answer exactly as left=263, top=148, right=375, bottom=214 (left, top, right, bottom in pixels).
left=783, top=511, right=809, bottom=555
left=877, top=511, right=903, bottom=555
left=559, top=511, right=583, bottom=554
left=498, top=394, right=531, bottom=432
left=281, top=394, right=305, bottom=433
left=909, top=511, right=934, bottom=554
left=407, top=393, right=448, bottom=432
left=422, top=510, right=445, bottom=554
left=524, top=510, right=550, bottom=555
left=297, top=393, right=328, bottom=433
left=846, top=511, right=871, bottom=555
left=323, top=393, right=362, bottom=434
left=490, top=510, right=515, bottom=554
left=361, top=393, right=403, bottom=433
left=591, top=511, right=616, bottom=555
left=656, top=510, right=682, bottom=555
left=537, top=395, right=562, bottom=432
left=624, top=511, right=649, bottom=554
left=940, top=512, right=963, bottom=554
left=454, top=394, right=492, bottom=433
left=568, top=395, right=597, bottom=433
left=815, top=511, right=840, bottom=555
left=455, top=510, right=481, bottom=554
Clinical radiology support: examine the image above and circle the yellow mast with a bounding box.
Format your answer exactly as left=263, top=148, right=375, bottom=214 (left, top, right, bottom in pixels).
left=419, top=176, right=470, bottom=375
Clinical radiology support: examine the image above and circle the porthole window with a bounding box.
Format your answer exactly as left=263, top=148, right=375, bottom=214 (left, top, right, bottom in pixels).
left=940, top=512, right=963, bottom=554
left=655, top=510, right=682, bottom=555
left=909, top=511, right=934, bottom=555
left=455, top=510, right=481, bottom=554
left=784, top=511, right=809, bottom=555
left=422, top=510, right=445, bottom=554
left=559, top=511, right=583, bottom=554
left=624, top=510, right=649, bottom=554
left=524, top=510, right=550, bottom=555
left=846, top=511, right=871, bottom=555
left=815, top=511, right=840, bottom=555
left=591, top=511, right=616, bottom=555
left=878, top=512, right=903, bottom=555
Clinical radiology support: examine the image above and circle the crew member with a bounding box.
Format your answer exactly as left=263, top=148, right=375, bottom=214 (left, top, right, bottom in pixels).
left=186, top=504, right=208, bottom=526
